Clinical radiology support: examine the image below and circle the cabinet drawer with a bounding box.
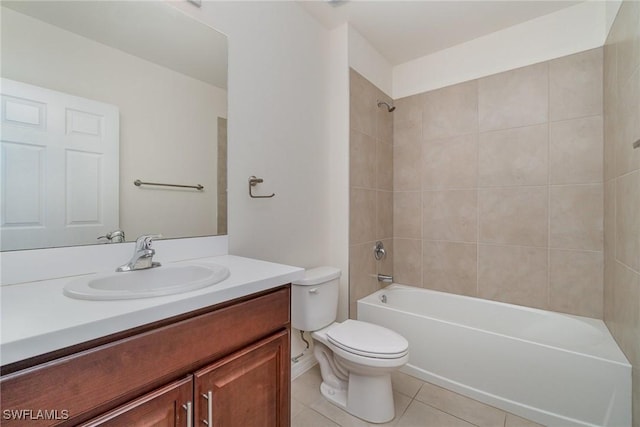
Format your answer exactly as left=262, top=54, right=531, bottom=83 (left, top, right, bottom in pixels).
left=78, top=376, right=193, bottom=427
left=1, top=287, right=290, bottom=426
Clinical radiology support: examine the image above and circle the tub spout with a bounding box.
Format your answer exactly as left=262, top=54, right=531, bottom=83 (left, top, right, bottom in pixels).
left=378, top=274, right=393, bottom=283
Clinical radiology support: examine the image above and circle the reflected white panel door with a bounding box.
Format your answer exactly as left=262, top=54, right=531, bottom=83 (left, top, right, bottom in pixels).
left=1, top=78, right=119, bottom=250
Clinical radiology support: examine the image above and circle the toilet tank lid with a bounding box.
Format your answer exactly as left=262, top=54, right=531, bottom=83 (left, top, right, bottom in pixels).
left=293, top=267, right=341, bottom=286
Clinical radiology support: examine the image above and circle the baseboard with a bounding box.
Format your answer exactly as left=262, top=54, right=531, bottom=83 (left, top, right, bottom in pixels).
left=291, top=353, right=317, bottom=380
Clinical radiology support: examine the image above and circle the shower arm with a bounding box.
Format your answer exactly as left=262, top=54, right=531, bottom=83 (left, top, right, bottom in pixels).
left=377, top=100, right=395, bottom=112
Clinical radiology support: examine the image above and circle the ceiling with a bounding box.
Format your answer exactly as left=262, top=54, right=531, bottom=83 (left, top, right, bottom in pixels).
left=2, top=1, right=228, bottom=89
left=300, top=1, right=582, bottom=65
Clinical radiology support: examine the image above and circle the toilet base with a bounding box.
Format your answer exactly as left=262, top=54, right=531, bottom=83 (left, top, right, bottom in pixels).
left=320, top=381, right=348, bottom=409
left=319, top=372, right=395, bottom=424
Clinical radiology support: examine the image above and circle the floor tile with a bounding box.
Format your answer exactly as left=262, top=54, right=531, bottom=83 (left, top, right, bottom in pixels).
left=396, top=400, right=474, bottom=427
left=382, top=392, right=413, bottom=426
left=415, top=382, right=506, bottom=427
left=310, top=399, right=370, bottom=427
left=291, top=397, right=306, bottom=419
left=292, top=407, right=340, bottom=427
left=292, top=365, right=324, bottom=406
left=391, top=371, right=424, bottom=398
left=505, top=413, right=546, bottom=427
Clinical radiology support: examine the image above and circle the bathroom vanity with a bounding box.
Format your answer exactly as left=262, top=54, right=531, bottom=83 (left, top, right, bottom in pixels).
left=0, top=255, right=302, bottom=427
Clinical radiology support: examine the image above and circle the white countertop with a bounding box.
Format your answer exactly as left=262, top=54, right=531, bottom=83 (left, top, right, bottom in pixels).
left=0, top=255, right=304, bottom=366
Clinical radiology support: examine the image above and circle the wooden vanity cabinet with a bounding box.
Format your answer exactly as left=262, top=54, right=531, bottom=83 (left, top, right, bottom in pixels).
left=80, top=331, right=290, bottom=427
left=1, top=286, right=291, bottom=427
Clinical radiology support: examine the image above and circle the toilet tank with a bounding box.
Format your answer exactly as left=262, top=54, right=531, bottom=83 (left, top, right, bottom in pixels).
left=291, top=267, right=341, bottom=331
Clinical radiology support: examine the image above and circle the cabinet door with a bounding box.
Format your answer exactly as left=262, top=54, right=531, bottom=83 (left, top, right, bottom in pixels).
left=79, top=377, right=193, bottom=427
left=194, top=330, right=290, bottom=427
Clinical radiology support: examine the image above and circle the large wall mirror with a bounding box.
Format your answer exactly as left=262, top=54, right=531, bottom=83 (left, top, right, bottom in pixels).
left=0, top=1, right=228, bottom=251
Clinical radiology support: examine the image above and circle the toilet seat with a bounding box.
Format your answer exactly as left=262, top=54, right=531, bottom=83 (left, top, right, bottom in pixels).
left=326, top=320, right=408, bottom=359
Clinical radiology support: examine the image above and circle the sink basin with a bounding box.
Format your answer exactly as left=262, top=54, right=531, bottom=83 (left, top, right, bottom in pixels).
left=63, top=263, right=230, bottom=300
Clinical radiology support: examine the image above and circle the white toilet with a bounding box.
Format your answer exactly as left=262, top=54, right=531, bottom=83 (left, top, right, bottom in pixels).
left=292, top=267, right=409, bottom=424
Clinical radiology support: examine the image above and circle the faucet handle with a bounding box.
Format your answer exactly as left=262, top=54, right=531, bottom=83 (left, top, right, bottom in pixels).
left=135, top=234, right=163, bottom=250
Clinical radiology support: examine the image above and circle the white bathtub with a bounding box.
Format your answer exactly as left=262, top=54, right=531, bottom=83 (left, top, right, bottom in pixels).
left=357, top=284, right=631, bottom=427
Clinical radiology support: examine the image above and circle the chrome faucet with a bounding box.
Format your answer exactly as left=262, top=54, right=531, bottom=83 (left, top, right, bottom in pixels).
left=377, top=274, right=393, bottom=284
left=117, top=234, right=162, bottom=272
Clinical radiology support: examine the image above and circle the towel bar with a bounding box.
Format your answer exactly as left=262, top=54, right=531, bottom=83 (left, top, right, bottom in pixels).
left=134, top=179, right=204, bottom=190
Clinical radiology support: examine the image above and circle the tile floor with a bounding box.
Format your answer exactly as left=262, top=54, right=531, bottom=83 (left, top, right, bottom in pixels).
left=291, top=365, right=545, bottom=427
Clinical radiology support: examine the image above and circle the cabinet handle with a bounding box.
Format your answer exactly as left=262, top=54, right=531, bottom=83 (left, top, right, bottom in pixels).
left=202, top=391, right=213, bottom=426
left=182, top=401, right=192, bottom=427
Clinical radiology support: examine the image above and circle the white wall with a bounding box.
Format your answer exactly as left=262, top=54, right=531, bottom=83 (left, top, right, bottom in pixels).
left=1, top=7, right=227, bottom=240
left=328, top=23, right=350, bottom=324
left=172, top=1, right=332, bottom=269
left=348, top=26, right=393, bottom=98
left=393, top=1, right=610, bottom=98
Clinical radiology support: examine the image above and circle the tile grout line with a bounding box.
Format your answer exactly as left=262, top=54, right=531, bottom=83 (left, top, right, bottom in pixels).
left=419, top=98, right=425, bottom=289
left=307, top=406, right=341, bottom=427
left=547, top=62, right=552, bottom=311
left=411, top=399, right=488, bottom=427
left=476, top=79, right=481, bottom=298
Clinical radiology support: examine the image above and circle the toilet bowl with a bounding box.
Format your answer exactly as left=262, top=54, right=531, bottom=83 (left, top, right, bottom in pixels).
left=292, top=267, right=409, bottom=423
left=312, top=320, right=409, bottom=423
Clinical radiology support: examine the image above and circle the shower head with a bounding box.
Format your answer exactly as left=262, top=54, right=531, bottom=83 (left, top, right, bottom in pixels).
left=377, top=100, right=396, bottom=112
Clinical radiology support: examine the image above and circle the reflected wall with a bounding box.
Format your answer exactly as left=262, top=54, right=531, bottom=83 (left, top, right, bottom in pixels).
left=1, top=3, right=227, bottom=249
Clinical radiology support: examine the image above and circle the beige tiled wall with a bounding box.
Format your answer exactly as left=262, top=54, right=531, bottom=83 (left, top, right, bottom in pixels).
left=603, top=2, right=640, bottom=425
left=393, top=47, right=605, bottom=317
left=349, top=69, right=393, bottom=318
